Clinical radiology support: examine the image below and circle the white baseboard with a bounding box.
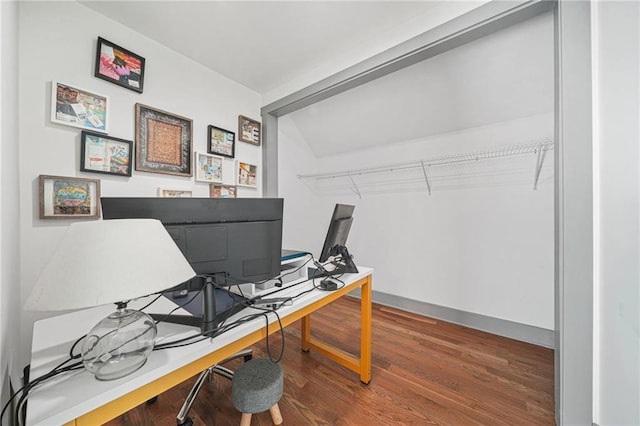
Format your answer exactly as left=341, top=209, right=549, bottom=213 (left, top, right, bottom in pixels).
left=348, top=288, right=555, bottom=349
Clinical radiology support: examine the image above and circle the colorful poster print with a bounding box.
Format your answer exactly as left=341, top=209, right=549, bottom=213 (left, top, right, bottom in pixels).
left=95, top=37, right=145, bottom=93
left=39, top=175, right=100, bottom=219
left=51, top=82, right=109, bottom=133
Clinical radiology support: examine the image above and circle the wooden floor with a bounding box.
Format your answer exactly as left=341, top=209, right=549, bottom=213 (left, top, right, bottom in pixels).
left=107, top=297, right=554, bottom=425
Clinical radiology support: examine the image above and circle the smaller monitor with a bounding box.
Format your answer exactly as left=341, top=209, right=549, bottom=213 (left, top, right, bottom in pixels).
left=318, top=204, right=358, bottom=274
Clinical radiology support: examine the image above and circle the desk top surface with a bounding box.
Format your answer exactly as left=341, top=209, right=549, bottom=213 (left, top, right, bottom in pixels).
left=26, top=267, right=372, bottom=426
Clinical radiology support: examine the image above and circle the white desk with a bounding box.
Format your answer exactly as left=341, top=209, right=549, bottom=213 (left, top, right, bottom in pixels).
left=26, top=268, right=372, bottom=426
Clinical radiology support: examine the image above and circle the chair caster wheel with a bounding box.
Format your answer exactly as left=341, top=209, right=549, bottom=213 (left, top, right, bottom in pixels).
left=177, top=417, right=193, bottom=426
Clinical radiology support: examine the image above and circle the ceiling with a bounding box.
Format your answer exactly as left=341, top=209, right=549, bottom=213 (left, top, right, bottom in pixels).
left=81, top=1, right=554, bottom=156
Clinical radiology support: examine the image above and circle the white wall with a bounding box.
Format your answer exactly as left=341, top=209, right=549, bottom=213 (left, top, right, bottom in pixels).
left=17, top=1, right=262, bottom=367
left=1, top=0, right=21, bottom=418
left=593, top=1, right=640, bottom=424
left=280, top=113, right=554, bottom=330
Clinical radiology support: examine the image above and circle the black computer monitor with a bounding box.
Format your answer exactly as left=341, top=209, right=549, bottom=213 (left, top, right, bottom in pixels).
left=101, top=197, right=283, bottom=336
left=318, top=204, right=358, bottom=273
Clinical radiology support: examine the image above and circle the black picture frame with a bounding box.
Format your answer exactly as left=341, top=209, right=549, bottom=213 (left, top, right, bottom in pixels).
left=207, top=125, right=235, bottom=158
left=94, top=37, right=145, bottom=93
left=80, top=131, right=133, bottom=177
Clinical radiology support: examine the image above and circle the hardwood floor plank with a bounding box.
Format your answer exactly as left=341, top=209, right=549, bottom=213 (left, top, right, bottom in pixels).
left=106, top=297, right=554, bottom=425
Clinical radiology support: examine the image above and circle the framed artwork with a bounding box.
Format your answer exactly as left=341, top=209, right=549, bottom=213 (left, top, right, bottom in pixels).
left=135, top=103, right=193, bottom=177
left=236, top=160, right=257, bottom=188
left=94, top=37, right=145, bottom=93
left=39, top=175, right=101, bottom=219
left=51, top=82, right=109, bottom=133
left=157, top=188, right=193, bottom=198
left=195, top=152, right=223, bottom=183
left=208, top=125, right=235, bottom=158
left=80, top=131, right=132, bottom=177
left=210, top=184, right=237, bottom=198
left=238, top=115, right=261, bottom=146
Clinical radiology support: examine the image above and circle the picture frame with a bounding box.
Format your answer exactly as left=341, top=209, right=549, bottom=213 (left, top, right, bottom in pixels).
left=157, top=188, right=193, bottom=198
left=80, top=131, right=133, bottom=177
left=39, top=175, right=101, bottom=219
left=236, top=160, right=258, bottom=188
left=195, top=152, right=223, bottom=183
left=208, top=125, right=235, bottom=158
left=238, top=115, right=261, bottom=146
left=210, top=184, right=237, bottom=198
left=135, top=103, right=193, bottom=177
left=51, top=81, right=109, bottom=133
left=94, top=37, right=145, bottom=93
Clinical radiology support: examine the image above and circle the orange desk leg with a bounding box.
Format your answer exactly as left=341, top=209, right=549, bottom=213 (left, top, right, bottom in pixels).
left=301, top=314, right=311, bottom=352
left=359, top=274, right=372, bottom=384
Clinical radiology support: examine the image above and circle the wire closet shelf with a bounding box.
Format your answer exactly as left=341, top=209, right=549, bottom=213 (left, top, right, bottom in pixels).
left=297, top=141, right=554, bottom=198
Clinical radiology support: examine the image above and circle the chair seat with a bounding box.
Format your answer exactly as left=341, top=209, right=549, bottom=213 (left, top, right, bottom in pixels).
left=231, top=358, right=283, bottom=414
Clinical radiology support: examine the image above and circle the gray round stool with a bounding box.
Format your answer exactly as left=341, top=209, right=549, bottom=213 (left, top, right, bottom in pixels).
left=231, top=358, right=283, bottom=426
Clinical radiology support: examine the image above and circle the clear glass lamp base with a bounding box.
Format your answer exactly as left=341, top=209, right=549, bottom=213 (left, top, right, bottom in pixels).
left=81, top=307, right=157, bottom=381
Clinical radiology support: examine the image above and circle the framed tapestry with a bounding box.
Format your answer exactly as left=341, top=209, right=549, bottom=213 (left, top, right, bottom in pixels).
left=135, top=104, right=192, bottom=177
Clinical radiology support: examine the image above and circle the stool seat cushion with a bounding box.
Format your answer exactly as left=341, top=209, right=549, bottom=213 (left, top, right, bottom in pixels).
left=232, top=358, right=283, bottom=414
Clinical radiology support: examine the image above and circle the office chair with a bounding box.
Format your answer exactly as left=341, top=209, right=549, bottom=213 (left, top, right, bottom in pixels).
left=175, top=348, right=253, bottom=426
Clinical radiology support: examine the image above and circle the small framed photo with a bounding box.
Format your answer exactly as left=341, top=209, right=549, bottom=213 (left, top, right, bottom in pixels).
left=51, top=81, right=109, bottom=133
left=136, top=103, right=193, bottom=177
left=39, top=175, right=101, bottom=219
left=236, top=160, right=258, bottom=188
left=238, top=115, right=261, bottom=146
left=94, top=37, right=145, bottom=93
left=210, top=184, right=237, bottom=198
left=195, top=152, right=223, bottom=183
left=80, top=131, right=132, bottom=177
left=157, top=188, right=193, bottom=198
left=208, top=125, right=235, bottom=158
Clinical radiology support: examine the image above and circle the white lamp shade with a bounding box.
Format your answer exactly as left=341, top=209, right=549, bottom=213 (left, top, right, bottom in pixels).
left=25, top=219, right=196, bottom=311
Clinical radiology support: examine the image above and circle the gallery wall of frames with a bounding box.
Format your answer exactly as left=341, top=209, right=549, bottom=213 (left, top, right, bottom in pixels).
left=42, top=34, right=261, bottom=219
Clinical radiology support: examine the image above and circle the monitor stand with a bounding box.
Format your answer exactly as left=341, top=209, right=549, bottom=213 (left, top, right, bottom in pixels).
left=150, top=277, right=245, bottom=337
left=308, top=245, right=359, bottom=278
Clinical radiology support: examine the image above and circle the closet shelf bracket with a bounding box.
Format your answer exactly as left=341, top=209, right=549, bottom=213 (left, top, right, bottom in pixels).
left=533, top=142, right=551, bottom=190
left=420, top=161, right=432, bottom=195
left=348, top=174, right=362, bottom=199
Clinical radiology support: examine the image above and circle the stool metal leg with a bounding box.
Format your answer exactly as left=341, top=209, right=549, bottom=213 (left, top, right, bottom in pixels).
left=175, top=348, right=253, bottom=425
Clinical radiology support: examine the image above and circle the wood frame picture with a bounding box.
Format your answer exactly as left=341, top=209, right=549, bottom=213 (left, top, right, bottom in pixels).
left=238, top=115, right=261, bottom=146
left=80, top=131, right=133, bottom=177
left=209, top=184, right=237, bottom=198
left=39, top=175, right=101, bottom=219
left=236, top=160, right=258, bottom=188
left=135, top=103, right=193, bottom=177
left=157, top=188, right=193, bottom=198
left=195, top=152, right=223, bottom=183
left=94, top=37, right=145, bottom=93
left=208, top=125, right=235, bottom=158
left=51, top=81, right=109, bottom=133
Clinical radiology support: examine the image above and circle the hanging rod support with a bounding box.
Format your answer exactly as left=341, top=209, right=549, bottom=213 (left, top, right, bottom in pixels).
left=420, top=161, right=432, bottom=195
left=533, top=143, right=548, bottom=190
left=347, top=174, right=362, bottom=199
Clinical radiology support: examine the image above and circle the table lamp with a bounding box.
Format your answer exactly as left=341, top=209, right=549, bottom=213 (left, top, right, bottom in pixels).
left=25, top=219, right=196, bottom=381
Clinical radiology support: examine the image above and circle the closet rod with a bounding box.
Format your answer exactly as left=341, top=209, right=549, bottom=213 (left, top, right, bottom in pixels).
left=297, top=141, right=554, bottom=181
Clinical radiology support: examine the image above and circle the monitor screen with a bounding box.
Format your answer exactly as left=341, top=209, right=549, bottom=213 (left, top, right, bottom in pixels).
left=101, top=197, right=284, bottom=335
left=319, top=204, right=355, bottom=263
